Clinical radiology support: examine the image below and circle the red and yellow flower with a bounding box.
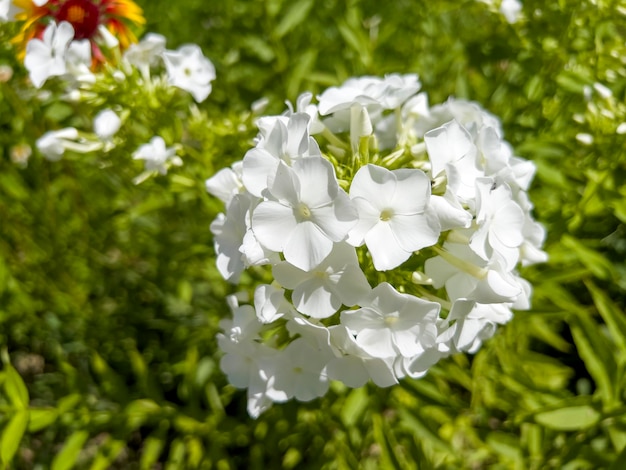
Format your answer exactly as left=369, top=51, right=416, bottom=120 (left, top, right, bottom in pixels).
left=12, top=0, right=145, bottom=64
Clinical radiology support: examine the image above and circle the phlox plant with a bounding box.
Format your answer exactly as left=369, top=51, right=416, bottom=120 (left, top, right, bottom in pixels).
left=1, top=0, right=216, bottom=183
left=206, top=74, right=548, bottom=417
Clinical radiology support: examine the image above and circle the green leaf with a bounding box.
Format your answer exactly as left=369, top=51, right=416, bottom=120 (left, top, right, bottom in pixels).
left=340, top=387, right=368, bottom=428
left=0, top=410, right=28, bottom=465
left=372, top=414, right=415, bottom=470
left=286, top=49, right=317, bottom=100
left=608, top=443, right=626, bottom=470
left=562, top=235, right=616, bottom=281
left=337, top=21, right=371, bottom=67
left=165, top=438, right=185, bottom=470
left=3, top=365, right=29, bottom=409
left=173, top=414, right=206, bottom=433
left=555, top=70, right=591, bottom=94
left=140, top=436, right=165, bottom=470
left=125, top=399, right=161, bottom=429
left=486, top=432, right=523, bottom=462
left=0, top=173, right=28, bottom=201
left=274, top=0, right=314, bottom=39
left=570, top=315, right=616, bottom=406
left=51, top=430, right=89, bottom=470
left=282, top=448, right=302, bottom=469
left=397, top=408, right=452, bottom=454
left=585, top=280, right=626, bottom=354
left=28, top=408, right=58, bottom=433
left=57, top=394, right=82, bottom=414
left=535, top=406, right=600, bottom=431
left=612, top=199, right=626, bottom=223
left=241, top=36, right=275, bottom=63
left=535, top=159, right=569, bottom=188
left=88, top=439, right=125, bottom=470
left=185, top=437, right=204, bottom=469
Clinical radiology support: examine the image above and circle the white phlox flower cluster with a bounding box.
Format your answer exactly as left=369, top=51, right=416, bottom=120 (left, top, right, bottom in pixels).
left=123, top=33, right=216, bottom=103
left=24, top=21, right=94, bottom=88
left=206, top=74, right=547, bottom=417
left=132, top=135, right=182, bottom=183
left=24, top=27, right=215, bottom=179
left=24, top=21, right=216, bottom=104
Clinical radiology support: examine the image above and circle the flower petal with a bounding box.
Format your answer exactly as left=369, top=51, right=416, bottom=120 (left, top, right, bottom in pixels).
left=251, top=201, right=297, bottom=252
left=364, top=221, right=411, bottom=271
left=388, top=212, right=440, bottom=253
left=283, top=221, right=333, bottom=271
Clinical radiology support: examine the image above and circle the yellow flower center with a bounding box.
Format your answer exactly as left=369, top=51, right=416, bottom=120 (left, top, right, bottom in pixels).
left=380, top=208, right=394, bottom=221
left=384, top=316, right=399, bottom=326
left=297, top=203, right=312, bottom=220
left=66, top=5, right=86, bottom=24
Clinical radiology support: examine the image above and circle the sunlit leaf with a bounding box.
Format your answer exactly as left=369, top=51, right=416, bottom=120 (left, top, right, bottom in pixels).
left=535, top=405, right=600, bottom=431
left=0, top=410, right=28, bottom=465
left=2, top=365, right=28, bottom=409
left=51, top=431, right=90, bottom=470
left=28, top=408, right=58, bottom=433
left=273, top=0, right=314, bottom=39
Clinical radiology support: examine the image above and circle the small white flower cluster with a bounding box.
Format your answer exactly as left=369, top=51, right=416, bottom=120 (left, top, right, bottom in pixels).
left=24, top=21, right=95, bottom=88
left=24, top=21, right=216, bottom=103
left=206, top=74, right=547, bottom=417
left=26, top=26, right=214, bottom=178
left=123, top=33, right=216, bottom=103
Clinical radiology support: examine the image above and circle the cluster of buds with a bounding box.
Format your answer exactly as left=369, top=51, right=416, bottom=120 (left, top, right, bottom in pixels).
left=206, top=74, right=547, bottom=417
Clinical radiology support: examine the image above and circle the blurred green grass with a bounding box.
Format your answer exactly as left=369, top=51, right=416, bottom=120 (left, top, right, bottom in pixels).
left=1, top=0, right=626, bottom=468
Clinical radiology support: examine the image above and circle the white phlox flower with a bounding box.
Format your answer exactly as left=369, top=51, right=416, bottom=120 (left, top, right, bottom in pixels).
left=272, top=242, right=371, bottom=319
left=317, top=76, right=384, bottom=116
left=326, top=325, right=398, bottom=388
left=205, top=161, right=244, bottom=205
left=348, top=164, right=441, bottom=271
left=2, top=0, right=47, bottom=21
left=396, top=348, right=444, bottom=380
left=124, top=33, right=166, bottom=70
left=413, top=97, right=503, bottom=139
left=162, top=44, right=216, bottom=102
left=216, top=298, right=278, bottom=418
left=318, top=74, right=421, bottom=149
left=515, top=191, right=548, bottom=267
left=25, top=21, right=75, bottom=88
left=500, top=0, right=523, bottom=23
left=36, top=127, right=79, bottom=161
left=132, top=136, right=182, bottom=176
left=64, top=39, right=94, bottom=83
left=470, top=178, right=525, bottom=270
left=242, top=113, right=321, bottom=197
left=1, top=0, right=20, bottom=22
left=93, top=109, right=122, bottom=141
left=476, top=125, right=536, bottom=191
left=424, top=119, right=484, bottom=206
left=437, top=300, right=512, bottom=354
left=424, top=239, right=524, bottom=304
left=341, top=282, right=440, bottom=359
left=208, top=74, right=546, bottom=417
left=251, top=157, right=357, bottom=271
left=210, top=194, right=252, bottom=283
left=264, top=337, right=333, bottom=403
left=36, top=127, right=101, bottom=161
left=254, top=284, right=295, bottom=324
left=287, top=92, right=324, bottom=134
left=317, top=74, right=420, bottom=116
left=0, top=0, right=12, bottom=21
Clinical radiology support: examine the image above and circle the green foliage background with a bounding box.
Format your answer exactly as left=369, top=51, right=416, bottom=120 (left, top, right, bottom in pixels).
left=1, top=0, right=626, bottom=468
